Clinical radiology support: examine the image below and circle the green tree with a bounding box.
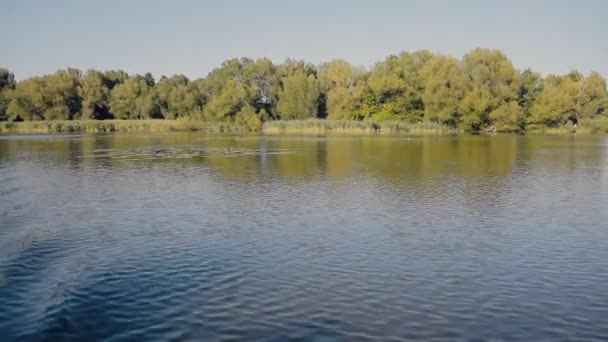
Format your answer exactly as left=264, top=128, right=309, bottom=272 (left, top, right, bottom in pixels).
left=574, top=72, right=608, bottom=119
left=0, top=68, right=16, bottom=90
left=277, top=59, right=317, bottom=79
left=7, top=69, right=81, bottom=121
left=529, top=75, right=572, bottom=126
left=2, top=50, right=605, bottom=132
left=489, top=101, right=523, bottom=131
left=79, top=70, right=112, bottom=119
left=144, top=72, right=155, bottom=87
left=203, top=79, right=248, bottom=121
left=366, top=50, right=433, bottom=122
left=110, top=76, right=160, bottom=119
left=103, top=70, right=129, bottom=89
left=277, top=70, right=320, bottom=120
left=0, top=92, right=7, bottom=121
left=530, top=72, right=608, bottom=126
left=420, top=55, right=467, bottom=126
left=318, top=59, right=366, bottom=120
left=155, top=75, right=205, bottom=119
left=7, top=77, right=46, bottom=121
left=45, top=69, right=82, bottom=120
left=0, top=68, right=16, bottom=121
left=243, top=58, right=281, bottom=119
left=459, top=85, right=492, bottom=130
left=233, top=104, right=262, bottom=131
left=200, top=58, right=280, bottom=123
left=461, top=49, right=521, bottom=130
left=518, top=69, right=542, bottom=114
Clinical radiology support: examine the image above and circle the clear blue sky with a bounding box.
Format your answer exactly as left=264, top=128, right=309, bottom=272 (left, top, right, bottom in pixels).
left=3, top=0, right=607, bottom=80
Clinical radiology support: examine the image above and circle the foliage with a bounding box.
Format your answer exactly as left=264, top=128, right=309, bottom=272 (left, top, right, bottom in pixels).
left=0, top=68, right=16, bottom=121
left=366, top=51, right=431, bottom=123
left=262, top=119, right=457, bottom=135
left=80, top=70, right=112, bottom=119
left=110, top=76, right=161, bottom=119
left=460, top=49, right=520, bottom=130
left=1, top=48, right=607, bottom=134
left=489, top=101, right=523, bottom=132
left=420, top=55, right=466, bottom=126
left=277, top=70, right=320, bottom=120
left=318, top=59, right=366, bottom=120
left=529, top=73, right=608, bottom=127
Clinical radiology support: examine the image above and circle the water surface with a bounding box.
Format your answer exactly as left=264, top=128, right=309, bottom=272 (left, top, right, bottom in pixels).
left=1, top=133, right=608, bottom=340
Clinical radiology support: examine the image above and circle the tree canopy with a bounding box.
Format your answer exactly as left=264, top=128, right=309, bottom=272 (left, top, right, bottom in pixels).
left=1, top=49, right=606, bottom=131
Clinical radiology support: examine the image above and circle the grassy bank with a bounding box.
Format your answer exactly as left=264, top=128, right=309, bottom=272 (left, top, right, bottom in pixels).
left=0, top=119, right=254, bottom=134
left=262, top=120, right=460, bottom=135
left=526, top=118, right=608, bottom=135
left=2, top=118, right=608, bottom=135
left=0, top=119, right=459, bottom=135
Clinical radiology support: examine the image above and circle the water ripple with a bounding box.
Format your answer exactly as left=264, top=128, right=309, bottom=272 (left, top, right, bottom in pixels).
left=1, top=134, right=608, bottom=340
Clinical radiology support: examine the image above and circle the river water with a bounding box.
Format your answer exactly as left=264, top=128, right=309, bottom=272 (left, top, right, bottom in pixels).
left=1, top=133, right=607, bottom=341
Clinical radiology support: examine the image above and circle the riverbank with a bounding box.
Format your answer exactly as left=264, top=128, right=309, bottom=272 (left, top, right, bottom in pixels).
left=0, top=119, right=460, bottom=135
left=526, top=118, right=608, bottom=134
left=1, top=118, right=607, bottom=135
left=262, top=120, right=459, bottom=135
left=0, top=119, right=240, bottom=134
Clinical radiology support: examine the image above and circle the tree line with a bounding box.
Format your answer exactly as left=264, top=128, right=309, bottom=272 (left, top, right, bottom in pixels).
left=0, top=48, right=606, bottom=131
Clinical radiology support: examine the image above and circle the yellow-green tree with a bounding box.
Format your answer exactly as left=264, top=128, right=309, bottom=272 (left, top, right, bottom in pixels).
left=489, top=101, right=522, bottom=131
left=79, top=70, right=111, bottom=119
left=461, top=49, right=521, bottom=130
left=277, top=70, right=320, bottom=120
left=7, top=69, right=81, bottom=121
left=318, top=59, right=366, bottom=120
left=366, top=50, right=433, bottom=122
left=420, top=55, right=467, bottom=126
left=110, top=76, right=161, bottom=119
left=0, top=68, right=16, bottom=121
left=530, top=72, right=608, bottom=126
left=202, top=79, right=248, bottom=121
left=155, top=75, right=205, bottom=119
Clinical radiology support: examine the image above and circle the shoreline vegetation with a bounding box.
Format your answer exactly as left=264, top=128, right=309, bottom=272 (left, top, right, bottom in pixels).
left=2, top=118, right=608, bottom=135
left=0, top=119, right=458, bottom=135
left=1, top=48, right=607, bottom=135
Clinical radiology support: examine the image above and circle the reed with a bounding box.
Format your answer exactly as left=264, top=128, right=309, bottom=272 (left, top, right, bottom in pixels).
left=262, top=119, right=459, bottom=135
left=0, top=119, right=258, bottom=134
left=526, top=118, right=608, bottom=135
left=2, top=118, right=607, bottom=135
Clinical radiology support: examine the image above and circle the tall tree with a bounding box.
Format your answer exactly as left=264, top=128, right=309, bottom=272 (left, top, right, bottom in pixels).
left=7, top=69, right=81, bottom=121
left=79, top=70, right=112, bottom=119
left=6, top=77, right=46, bottom=121
left=156, top=75, right=195, bottom=119
left=528, top=75, right=573, bottom=126
left=461, top=49, right=521, bottom=130
left=244, top=58, right=280, bottom=120
left=572, top=72, right=608, bottom=120
left=3, top=50, right=606, bottom=133
left=318, top=59, right=367, bottom=120
left=202, top=79, right=248, bottom=121
left=518, top=69, right=543, bottom=115
left=420, top=55, right=467, bottom=126
left=110, top=76, right=160, bottom=119
left=0, top=68, right=16, bottom=90
left=277, top=70, right=320, bottom=120
left=530, top=72, right=608, bottom=126
left=366, top=50, right=433, bottom=122
left=103, top=70, right=129, bottom=89
left=0, top=68, right=16, bottom=121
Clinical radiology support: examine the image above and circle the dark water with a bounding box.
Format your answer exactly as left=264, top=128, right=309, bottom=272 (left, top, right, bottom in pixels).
left=1, top=133, right=608, bottom=341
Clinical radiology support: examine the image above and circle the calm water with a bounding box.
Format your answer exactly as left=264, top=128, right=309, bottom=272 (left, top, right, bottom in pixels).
left=1, top=133, right=608, bottom=341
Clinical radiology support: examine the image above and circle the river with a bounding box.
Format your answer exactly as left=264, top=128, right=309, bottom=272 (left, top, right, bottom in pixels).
left=1, top=133, right=607, bottom=340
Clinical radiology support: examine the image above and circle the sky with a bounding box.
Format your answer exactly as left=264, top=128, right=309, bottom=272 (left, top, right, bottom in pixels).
left=2, top=0, right=607, bottom=80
